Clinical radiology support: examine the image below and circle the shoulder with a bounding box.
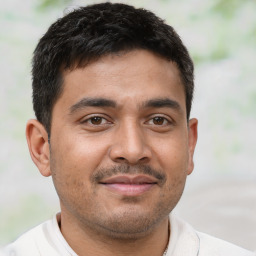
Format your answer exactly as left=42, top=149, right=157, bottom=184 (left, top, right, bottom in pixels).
left=197, top=231, right=255, bottom=256
left=0, top=219, right=57, bottom=256
left=170, top=215, right=255, bottom=256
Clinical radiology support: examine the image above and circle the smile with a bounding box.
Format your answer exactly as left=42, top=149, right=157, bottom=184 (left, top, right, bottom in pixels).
left=100, top=175, right=158, bottom=196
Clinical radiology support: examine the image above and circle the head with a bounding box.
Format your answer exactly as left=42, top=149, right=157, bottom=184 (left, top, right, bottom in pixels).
left=32, top=2, right=194, bottom=135
left=27, top=2, right=197, bottom=240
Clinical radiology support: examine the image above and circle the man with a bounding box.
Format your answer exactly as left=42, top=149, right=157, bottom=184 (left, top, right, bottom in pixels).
left=1, top=2, right=254, bottom=256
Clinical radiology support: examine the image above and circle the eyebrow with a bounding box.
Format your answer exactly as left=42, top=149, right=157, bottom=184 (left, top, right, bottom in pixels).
left=141, top=98, right=182, bottom=112
left=69, top=97, right=182, bottom=114
left=70, top=97, right=116, bottom=114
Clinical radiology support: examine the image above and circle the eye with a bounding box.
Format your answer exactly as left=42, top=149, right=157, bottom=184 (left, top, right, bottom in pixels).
left=152, top=116, right=168, bottom=125
left=147, top=116, right=170, bottom=126
left=89, top=116, right=105, bottom=125
left=81, top=116, right=110, bottom=126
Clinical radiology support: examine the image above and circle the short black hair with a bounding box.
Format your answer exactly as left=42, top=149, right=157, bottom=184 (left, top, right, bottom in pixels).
left=32, top=2, right=194, bottom=134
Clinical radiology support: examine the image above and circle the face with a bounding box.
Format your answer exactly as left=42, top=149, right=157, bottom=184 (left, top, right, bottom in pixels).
left=38, top=50, right=197, bottom=238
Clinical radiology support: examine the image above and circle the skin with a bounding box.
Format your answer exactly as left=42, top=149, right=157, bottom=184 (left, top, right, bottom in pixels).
left=26, top=49, right=198, bottom=256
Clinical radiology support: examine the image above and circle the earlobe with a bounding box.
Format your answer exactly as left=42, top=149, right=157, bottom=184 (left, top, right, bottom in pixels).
left=26, top=119, right=51, bottom=177
left=187, top=118, right=198, bottom=175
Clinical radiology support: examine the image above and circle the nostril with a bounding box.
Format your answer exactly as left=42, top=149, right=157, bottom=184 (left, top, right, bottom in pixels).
left=139, top=157, right=149, bottom=163
left=115, top=157, right=129, bottom=164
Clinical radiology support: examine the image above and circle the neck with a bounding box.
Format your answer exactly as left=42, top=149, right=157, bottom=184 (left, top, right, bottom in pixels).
left=59, top=212, right=170, bottom=256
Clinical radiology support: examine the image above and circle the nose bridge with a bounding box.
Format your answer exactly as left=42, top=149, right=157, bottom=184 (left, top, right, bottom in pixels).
left=109, top=117, right=151, bottom=164
left=123, top=119, right=144, bottom=152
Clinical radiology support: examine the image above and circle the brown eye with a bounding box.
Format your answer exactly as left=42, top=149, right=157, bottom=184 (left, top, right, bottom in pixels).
left=90, top=116, right=103, bottom=125
left=152, top=117, right=166, bottom=125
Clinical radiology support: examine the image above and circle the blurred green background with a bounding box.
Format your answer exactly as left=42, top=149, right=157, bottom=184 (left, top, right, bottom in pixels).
left=0, top=0, right=256, bottom=251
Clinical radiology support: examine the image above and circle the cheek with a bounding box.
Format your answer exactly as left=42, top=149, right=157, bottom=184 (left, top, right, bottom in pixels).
left=151, top=132, right=189, bottom=199
left=51, top=132, right=110, bottom=174
left=153, top=134, right=189, bottom=172
left=49, top=132, right=111, bottom=198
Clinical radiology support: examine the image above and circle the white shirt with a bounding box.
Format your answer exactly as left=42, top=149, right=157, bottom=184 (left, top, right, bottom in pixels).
left=0, top=214, right=254, bottom=256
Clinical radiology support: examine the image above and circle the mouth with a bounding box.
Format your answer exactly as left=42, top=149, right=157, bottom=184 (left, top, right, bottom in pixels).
left=99, top=175, right=158, bottom=196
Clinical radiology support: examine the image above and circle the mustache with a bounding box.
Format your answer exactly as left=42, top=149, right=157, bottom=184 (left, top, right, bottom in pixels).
left=91, top=164, right=166, bottom=186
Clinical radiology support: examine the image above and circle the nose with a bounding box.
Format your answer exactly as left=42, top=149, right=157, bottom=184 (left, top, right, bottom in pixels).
left=109, top=120, right=152, bottom=165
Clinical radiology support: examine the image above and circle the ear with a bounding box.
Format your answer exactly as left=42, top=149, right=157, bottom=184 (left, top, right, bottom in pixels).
left=187, top=118, right=198, bottom=175
left=26, top=119, right=51, bottom=177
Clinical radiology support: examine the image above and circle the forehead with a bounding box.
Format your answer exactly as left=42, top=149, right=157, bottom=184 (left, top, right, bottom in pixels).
left=58, top=50, right=186, bottom=111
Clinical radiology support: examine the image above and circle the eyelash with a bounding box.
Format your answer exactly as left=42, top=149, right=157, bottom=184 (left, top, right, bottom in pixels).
left=146, top=116, right=172, bottom=126
left=81, top=115, right=111, bottom=126
left=81, top=115, right=173, bottom=127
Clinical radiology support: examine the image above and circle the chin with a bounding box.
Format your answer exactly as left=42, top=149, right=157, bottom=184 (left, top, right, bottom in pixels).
left=90, top=207, right=169, bottom=240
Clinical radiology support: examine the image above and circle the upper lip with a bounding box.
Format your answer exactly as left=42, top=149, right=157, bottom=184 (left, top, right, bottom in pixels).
left=100, top=175, right=158, bottom=185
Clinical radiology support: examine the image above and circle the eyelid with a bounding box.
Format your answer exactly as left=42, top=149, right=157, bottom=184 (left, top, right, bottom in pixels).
left=145, top=114, right=174, bottom=125
left=80, top=114, right=113, bottom=125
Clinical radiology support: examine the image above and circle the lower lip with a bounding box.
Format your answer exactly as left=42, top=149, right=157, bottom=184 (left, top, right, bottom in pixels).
left=102, top=183, right=155, bottom=196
